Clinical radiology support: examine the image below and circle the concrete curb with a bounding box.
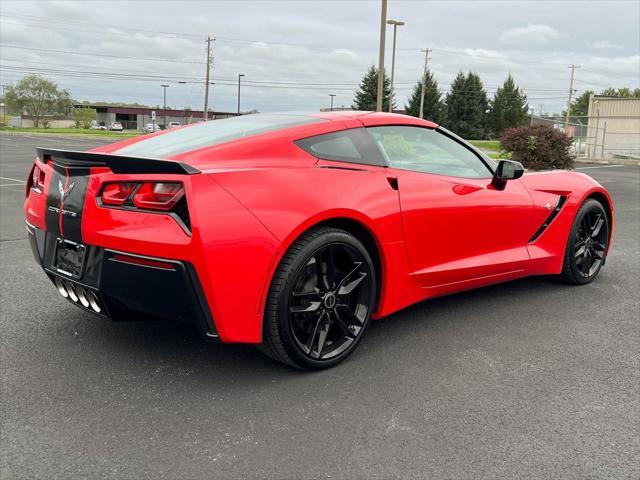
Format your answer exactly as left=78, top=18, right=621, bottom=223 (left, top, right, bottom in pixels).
left=574, top=157, right=640, bottom=167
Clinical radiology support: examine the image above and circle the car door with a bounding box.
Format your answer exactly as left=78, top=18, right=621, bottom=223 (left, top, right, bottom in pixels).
left=366, top=125, right=536, bottom=289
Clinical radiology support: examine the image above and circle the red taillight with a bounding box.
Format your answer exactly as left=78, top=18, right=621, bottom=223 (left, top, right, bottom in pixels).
left=99, top=182, right=184, bottom=211
left=132, top=183, right=184, bottom=211
left=29, top=164, right=46, bottom=193
left=101, top=182, right=137, bottom=206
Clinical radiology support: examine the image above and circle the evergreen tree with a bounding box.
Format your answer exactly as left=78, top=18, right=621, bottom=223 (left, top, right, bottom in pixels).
left=445, top=71, right=489, bottom=139
left=404, top=69, right=445, bottom=124
left=352, top=65, right=394, bottom=111
left=488, top=74, right=529, bottom=136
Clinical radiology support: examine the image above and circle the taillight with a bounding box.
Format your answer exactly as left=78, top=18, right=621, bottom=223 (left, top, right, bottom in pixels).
left=101, top=183, right=137, bottom=206
left=29, top=164, right=46, bottom=194
left=132, top=183, right=184, bottom=211
left=99, top=182, right=185, bottom=211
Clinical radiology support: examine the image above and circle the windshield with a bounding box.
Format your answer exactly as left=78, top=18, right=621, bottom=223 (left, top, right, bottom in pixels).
left=116, top=113, right=324, bottom=158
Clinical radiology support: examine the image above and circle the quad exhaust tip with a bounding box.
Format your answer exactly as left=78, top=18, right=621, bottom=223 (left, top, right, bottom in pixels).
left=54, top=277, right=101, bottom=313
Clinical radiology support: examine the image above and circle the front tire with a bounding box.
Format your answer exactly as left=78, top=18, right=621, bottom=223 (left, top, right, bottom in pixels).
left=560, top=199, right=609, bottom=285
left=259, top=227, right=377, bottom=370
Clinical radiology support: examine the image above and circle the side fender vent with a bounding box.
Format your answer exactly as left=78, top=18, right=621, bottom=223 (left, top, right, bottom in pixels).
left=529, top=195, right=567, bottom=243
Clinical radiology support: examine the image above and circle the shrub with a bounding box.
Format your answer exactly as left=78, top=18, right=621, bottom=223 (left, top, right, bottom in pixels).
left=500, top=125, right=574, bottom=170
left=73, top=107, right=97, bottom=129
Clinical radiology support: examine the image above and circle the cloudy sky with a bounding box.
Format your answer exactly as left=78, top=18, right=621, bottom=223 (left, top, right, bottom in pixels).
left=1, top=0, right=638, bottom=115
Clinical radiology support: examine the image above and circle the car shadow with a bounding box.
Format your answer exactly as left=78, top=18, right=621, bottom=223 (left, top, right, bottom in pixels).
left=69, top=275, right=565, bottom=384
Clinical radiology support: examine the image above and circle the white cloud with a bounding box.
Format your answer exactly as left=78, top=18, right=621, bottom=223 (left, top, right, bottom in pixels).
left=499, top=24, right=567, bottom=46
left=591, top=40, right=622, bottom=50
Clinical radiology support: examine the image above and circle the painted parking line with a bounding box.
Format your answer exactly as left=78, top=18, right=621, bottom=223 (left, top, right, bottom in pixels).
left=0, top=176, right=26, bottom=184
left=575, top=165, right=625, bottom=170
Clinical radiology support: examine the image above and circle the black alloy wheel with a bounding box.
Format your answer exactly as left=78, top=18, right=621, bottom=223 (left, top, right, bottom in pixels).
left=259, top=227, right=376, bottom=369
left=561, top=199, right=609, bottom=284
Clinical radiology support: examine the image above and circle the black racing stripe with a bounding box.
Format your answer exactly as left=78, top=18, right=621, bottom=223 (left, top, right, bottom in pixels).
left=45, top=164, right=90, bottom=242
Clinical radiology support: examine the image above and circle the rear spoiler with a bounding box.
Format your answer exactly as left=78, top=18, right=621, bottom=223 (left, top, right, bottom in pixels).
left=37, top=148, right=200, bottom=175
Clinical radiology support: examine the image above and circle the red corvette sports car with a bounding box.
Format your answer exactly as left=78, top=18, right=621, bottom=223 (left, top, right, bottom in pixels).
left=24, top=112, right=613, bottom=369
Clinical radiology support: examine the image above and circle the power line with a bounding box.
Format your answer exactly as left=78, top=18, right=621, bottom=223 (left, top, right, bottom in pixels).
left=0, top=44, right=205, bottom=65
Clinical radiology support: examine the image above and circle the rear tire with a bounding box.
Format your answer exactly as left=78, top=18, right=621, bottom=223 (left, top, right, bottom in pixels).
left=560, top=199, right=609, bottom=285
left=258, top=227, right=376, bottom=370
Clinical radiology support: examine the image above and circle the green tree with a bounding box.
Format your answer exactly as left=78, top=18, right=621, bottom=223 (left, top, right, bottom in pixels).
left=4, top=75, right=72, bottom=127
left=568, top=90, right=594, bottom=116
left=445, top=71, right=489, bottom=139
left=488, top=74, right=529, bottom=136
left=599, top=87, right=640, bottom=97
left=73, top=107, right=97, bottom=129
left=352, top=65, right=394, bottom=111
left=404, top=69, right=445, bottom=124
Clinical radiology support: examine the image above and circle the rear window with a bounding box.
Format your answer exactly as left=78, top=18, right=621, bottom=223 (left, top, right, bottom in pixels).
left=116, top=113, right=324, bottom=158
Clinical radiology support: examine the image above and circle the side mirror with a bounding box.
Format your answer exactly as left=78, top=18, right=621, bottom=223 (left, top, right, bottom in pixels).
left=491, top=160, right=524, bottom=190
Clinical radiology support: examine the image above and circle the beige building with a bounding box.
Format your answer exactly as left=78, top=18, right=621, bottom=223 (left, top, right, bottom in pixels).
left=586, top=96, right=640, bottom=160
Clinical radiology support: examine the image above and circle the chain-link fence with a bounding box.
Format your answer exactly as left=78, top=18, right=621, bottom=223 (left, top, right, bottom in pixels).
left=531, top=115, right=640, bottom=160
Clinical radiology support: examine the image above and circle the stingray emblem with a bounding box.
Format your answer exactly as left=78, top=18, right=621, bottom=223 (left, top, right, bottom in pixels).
left=58, top=180, right=75, bottom=201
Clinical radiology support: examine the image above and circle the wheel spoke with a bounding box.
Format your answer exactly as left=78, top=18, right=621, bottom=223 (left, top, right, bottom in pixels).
left=574, top=245, right=586, bottom=258
left=314, top=253, right=330, bottom=291
left=591, top=248, right=603, bottom=261
left=336, top=262, right=362, bottom=289
left=338, top=272, right=367, bottom=295
left=325, top=246, right=337, bottom=289
left=332, top=308, right=356, bottom=338
left=290, top=301, right=321, bottom=314
left=591, top=215, right=605, bottom=238
left=581, top=250, right=592, bottom=275
left=593, top=241, right=606, bottom=251
left=336, top=303, right=363, bottom=325
left=313, top=314, right=331, bottom=359
left=306, top=310, right=326, bottom=354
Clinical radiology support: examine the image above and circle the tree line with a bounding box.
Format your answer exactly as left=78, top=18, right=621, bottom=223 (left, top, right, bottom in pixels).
left=351, top=65, right=640, bottom=139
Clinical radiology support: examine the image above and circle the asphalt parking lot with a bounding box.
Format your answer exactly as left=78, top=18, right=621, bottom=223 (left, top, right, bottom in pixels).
left=1, top=133, right=638, bottom=479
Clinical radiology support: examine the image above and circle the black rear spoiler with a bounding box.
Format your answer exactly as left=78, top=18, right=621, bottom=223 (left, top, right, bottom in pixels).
left=37, top=148, right=200, bottom=175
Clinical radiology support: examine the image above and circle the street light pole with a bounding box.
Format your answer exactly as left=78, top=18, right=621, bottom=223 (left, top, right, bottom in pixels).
left=376, top=0, right=387, bottom=112
left=386, top=19, right=404, bottom=113
left=237, top=74, right=245, bottom=115
left=329, top=94, right=336, bottom=111
left=161, top=84, right=169, bottom=128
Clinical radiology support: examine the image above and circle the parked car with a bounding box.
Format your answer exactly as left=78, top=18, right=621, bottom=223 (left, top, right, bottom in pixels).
left=108, top=122, right=123, bottom=132
left=143, top=123, right=161, bottom=133
left=90, top=121, right=107, bottom=130
left=167, top=121, right=181, bottom=129
left=24, top=112, right=614, bottom=370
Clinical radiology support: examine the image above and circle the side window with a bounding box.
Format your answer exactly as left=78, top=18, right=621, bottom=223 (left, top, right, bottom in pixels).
left=295, top=128, right=385, bottom=166
left=367, top=126, right=493, bottom=178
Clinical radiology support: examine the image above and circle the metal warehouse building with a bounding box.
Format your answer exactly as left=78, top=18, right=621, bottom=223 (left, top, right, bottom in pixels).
left=75, top=104, right=239, bottom=130
left=586, top=96, right=640, bottom=160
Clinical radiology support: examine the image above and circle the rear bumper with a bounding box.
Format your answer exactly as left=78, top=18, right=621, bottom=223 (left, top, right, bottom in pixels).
left=27, top=221, right=218, bottom=339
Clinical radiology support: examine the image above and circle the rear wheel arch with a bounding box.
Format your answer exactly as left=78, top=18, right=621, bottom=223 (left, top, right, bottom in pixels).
left=313, top=218, right=383, bottom=310
left=261, top=216, right=384, bottom=320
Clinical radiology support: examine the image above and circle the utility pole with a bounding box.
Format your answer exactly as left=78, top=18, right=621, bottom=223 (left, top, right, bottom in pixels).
left=376, top=0, right=387, bottom=112
left=419, top=48, right=432, bottom=119
left=237, top=74, right=245, bottom=115
left=329, top=94, right=336, bottom=111
left=386, top=19, right=405, bottom=113
left=161, top=84, right=169, bottom=128
left=564, top=64, right=580, bottom=132
left=203, top=35, right=213, bottom=121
